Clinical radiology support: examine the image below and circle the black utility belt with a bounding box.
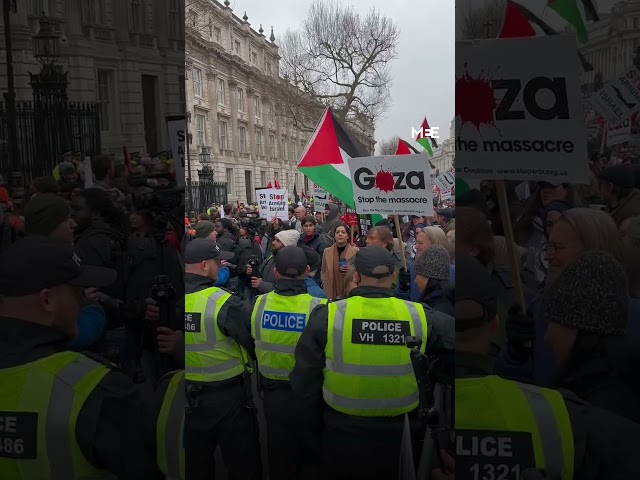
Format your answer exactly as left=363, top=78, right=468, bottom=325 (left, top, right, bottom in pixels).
left=186, top=375, right=244, bottom=390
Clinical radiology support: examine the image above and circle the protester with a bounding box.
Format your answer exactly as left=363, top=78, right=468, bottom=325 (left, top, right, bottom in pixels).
left=597, top=164, right=640, bottom=226
left=414, top=244, right=454, bottom=316
left=321, top=202, right=341, bottom=236
left=542, top=251, right=640, bottom=423
left=321, top=224, right=358, bottom=300
left=194, top=220, right=217, bottom=240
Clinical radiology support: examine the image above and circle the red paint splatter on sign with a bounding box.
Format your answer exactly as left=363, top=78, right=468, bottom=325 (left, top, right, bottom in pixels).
left=374, top=167, right=395, bottom=193
left=455, top=65, right=497, bottom=132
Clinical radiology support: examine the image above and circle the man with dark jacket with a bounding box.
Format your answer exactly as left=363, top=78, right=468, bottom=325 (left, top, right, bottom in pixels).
left=414, top=244, right=454, bottom=316
left=246, top=229, right=300, bottom=298
left=597, top=164, right=640, bottom=226
left=71, top=188, right=128, bottom=364
left=455, top=254, right=640, bottom=480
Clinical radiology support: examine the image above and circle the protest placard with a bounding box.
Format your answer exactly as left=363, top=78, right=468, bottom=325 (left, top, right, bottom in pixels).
left=313, top=188, right=328, bottom=210
left=166, top=116, right=186, bottom=188
left=257, top=188, right=288, bottom=221
left=455, top=36, right=588, bottom=183
left=433, top=171, right=454, bottom=193
left=591, top=67, right=640, bottom=127
left=348, top=154, right=433, bottom=216
left=606, top=118, right=631, bottom=146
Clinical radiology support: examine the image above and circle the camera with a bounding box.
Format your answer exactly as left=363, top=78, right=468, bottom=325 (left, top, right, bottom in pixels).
left=248, top=255, right=260, bottom=278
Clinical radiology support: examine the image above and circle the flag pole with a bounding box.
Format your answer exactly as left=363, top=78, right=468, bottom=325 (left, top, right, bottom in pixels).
left=394, top=215, right=408, bottom=270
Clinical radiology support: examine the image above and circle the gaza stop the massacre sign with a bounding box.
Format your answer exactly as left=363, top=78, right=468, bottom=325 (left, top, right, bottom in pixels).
left=348, top=153, right=433, bottom=216
left=455, top=36, right=589, bottom=184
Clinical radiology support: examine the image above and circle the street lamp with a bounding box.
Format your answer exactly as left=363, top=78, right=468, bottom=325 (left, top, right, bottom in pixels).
left=32, top=20, right=61, bottom=66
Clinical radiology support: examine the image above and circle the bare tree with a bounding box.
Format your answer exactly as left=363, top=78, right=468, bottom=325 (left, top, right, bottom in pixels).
left=277, top=0, right=400, bottom=133
left=379, top=136, right=399, bottom=155
left=459, top=0, right=504, bottom=40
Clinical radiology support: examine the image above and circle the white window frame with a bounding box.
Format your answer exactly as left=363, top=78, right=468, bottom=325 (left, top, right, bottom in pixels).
left=254, top=95, right=260, bottom=118
left=83, top=0, right=103, bottom=25
left=195, top=114, right=206, bottom=146
left=96, top=69, right=114, bottom=133
left=281, top=138, right=287, bottom=160
left=192, top=67, right=202, bottom=97
left=256, top=130, right=263, bottom=155
left=269, top=134, right=275, bottom=157
left=219, top=121, right=228, bottom=150
left=237, top=88, right=244, bottom=112
left=217, top=78, right=225, bottom=105
left=129, top=0, right=145, bottom=32
left=239, top=126, right=247, bottom=153
left=226, top=168, right=235, bottom=195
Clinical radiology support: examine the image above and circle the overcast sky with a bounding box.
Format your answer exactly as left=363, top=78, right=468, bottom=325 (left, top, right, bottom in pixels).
left=226, top=0, right=455, bottom=152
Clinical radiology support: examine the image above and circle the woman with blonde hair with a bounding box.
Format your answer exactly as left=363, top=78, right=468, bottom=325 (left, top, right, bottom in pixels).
left=500, top=207, right=640, bottom=386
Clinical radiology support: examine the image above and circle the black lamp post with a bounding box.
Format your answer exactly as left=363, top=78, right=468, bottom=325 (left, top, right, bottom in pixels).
left=29, top=18, right=69, bottom=177
left=198, top=146, right=215, bottom=210
left=185, top=111, right=193, bottom=213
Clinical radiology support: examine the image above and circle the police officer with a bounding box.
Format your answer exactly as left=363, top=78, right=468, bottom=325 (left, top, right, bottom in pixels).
left=150, top=370, right=185, bottom=480
left=454, top=254, right=640, bottom=480
left=183, top=238, right=261, bottom=480
left=250, top=246, right=328, bottom=479
left=291, top=246, right=455, bottom=480
left=0, top=236, right=162, bottom=479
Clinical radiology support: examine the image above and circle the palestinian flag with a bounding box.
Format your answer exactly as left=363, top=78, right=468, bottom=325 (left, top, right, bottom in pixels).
left=547, top=0, right=588, bottom=43
left=414, top=118, right=437, bottom=156
left=395, top=138, right=437, bottom=170
left=297, top=108, right=384, bottom=224
left=297, top=109, right=369, bottom=208
left=498, top=0, right=593, bottom=71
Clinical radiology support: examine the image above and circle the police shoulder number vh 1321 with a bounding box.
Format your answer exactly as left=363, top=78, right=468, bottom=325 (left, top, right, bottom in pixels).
left=456, top=429, right=535, bottom=480
left=351, top=319, right=411, bottom=346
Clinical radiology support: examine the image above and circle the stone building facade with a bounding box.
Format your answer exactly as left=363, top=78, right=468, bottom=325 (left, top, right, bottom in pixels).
left=578, top=0, right=640, bottom=89
left=0, top=0, right=185, bottom=157
left=429, top=119, right=455, bottom=174
left=186, top=0, right=375, bottom=204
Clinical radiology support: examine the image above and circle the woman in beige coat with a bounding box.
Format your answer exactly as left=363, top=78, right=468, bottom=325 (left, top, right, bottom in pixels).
left=321, top=224, right=358, bottom=300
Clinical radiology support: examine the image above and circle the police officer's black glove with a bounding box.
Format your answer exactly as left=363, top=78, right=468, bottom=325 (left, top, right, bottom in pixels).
left=506, top=305, right=535, bottom=363
left=398, top=267, right=411, bottom=292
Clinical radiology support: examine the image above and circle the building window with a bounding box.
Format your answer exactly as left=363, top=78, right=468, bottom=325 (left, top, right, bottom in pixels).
left=254, top=95, right=260, bottom=118
left=261, top=170, right=267, bottom=187
left=305, top=176, right=309, bottom=193
left=269, top=134, right=275, bottom=157
left=83, top=0, right=103, bottom=24
left=266, top=62, right=272, bottom=76
left=268, top=104, right=274, bottom=123
left=252, top=52, right=258, bottom=64
left=286, top=172, right=289, bottom=190
left=237, top=88, right=244, bottom=112
left=129, top=0, right=144, bottom=32
left=217, top=78, right=225, bottom=105
left=256, top=131, right=263, bottom=155
left=291, top=140, right=297, bottom=160
left=192, top=67, right=202, bottom=97
left=226, top=168, right=235, bottom=195
left=219, top=121, right=228, bottom=150
left=238, top=126, right=246, bottom=152
left=195, top=114, right=205, bottom=146
left=168, top=0, right=183, bottom=39
left=635, top=17, right=640, bottom=30
left=281, top=138, right=287, bottom=160
left=214, top=27, right=221, bottom=42
left=234, top=40, right=241, bottom=55
left=96, top=69, right=113, bottom=132
left=179, top=75, right=185, bottom=105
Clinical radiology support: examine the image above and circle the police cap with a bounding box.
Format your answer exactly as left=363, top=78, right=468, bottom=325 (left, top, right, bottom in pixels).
left=354, top=246, right=395, bottom=279
left=275, top=246, right=308, bottom=278
left=185, top=238, right=234, bottom=264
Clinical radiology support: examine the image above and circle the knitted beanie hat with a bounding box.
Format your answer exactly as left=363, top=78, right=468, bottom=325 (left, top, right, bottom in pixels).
left=414, top=244, right=450, bottom=281
left=194, top=220, right=216, bottom=239
left=275, top=229, right=300, bottom=247
left=543, top=251, right=628, bottom=336
left=24, top=194, right=71, bottom=236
